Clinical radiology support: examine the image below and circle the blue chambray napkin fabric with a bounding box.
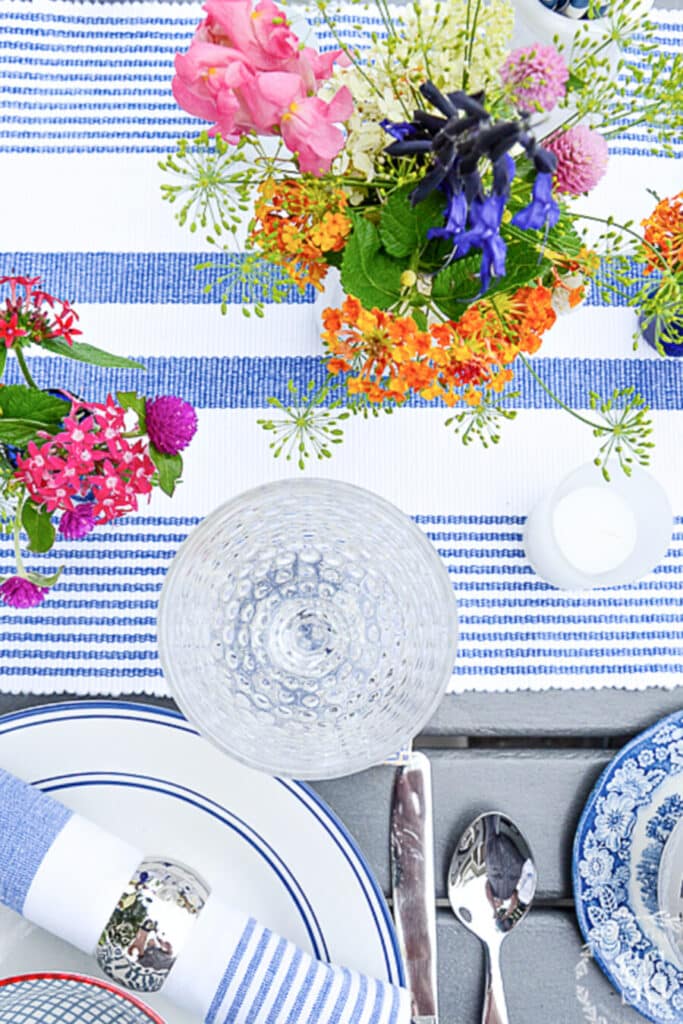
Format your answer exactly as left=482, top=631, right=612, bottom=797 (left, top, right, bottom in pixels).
left=0, top=769, right=411, bottom=1024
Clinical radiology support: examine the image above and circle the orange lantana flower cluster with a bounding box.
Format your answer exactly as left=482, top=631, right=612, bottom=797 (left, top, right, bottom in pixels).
left=323, top=285, right=557, bottom=407
left=249, top=178, right=351, bottom=290
left=641, top=191, right=683, bottom=273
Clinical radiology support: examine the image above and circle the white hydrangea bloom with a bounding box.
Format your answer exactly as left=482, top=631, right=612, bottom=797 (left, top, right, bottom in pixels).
left=329, top=0, right=515, bottom=190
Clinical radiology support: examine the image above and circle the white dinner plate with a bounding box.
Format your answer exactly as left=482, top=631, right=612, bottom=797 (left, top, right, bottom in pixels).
left=0, top=701, right=403, bottom=1023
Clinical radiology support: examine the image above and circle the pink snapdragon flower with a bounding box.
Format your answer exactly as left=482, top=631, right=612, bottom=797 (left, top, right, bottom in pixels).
left=172, top=0, right=352, bottom=174
left=279, top=87, right=354, bottom=175
left=201, top=0, right=301, bottom=68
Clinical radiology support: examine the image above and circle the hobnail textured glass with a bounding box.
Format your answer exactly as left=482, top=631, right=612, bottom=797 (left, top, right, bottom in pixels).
left=158, top=480, right=458, bottom=779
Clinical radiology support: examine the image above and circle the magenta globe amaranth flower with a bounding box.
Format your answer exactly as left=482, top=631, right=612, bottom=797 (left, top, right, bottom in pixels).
left=0, top=576, right=48, bottom=608
left=501, top=44, right=569, bottom=113
left=546, top=125, right=609, bottom=195
left=59, top=502, right=97, bottom=540
left=146, top=396, right=198, bottom=455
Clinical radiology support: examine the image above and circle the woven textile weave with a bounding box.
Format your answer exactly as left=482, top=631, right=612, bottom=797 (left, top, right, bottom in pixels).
left=0, top=1, right=681, bottom=694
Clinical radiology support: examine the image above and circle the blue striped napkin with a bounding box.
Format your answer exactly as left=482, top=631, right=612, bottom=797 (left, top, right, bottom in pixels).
left=0, top=767, right=411, bottom=1024
left=0, top=1, right=681, bottom=696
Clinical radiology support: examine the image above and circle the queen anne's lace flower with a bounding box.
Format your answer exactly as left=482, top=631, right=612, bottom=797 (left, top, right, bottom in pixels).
left=328, top=0, right=514, bottom=189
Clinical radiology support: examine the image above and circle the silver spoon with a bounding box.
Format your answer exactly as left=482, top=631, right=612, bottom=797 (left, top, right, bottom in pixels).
left=447, top=812, right=537, bottom=1024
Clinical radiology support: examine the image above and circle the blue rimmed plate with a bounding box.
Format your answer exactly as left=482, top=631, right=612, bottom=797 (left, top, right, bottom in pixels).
left=0, top=701, right=403, bottom=1024
left=573, top=709, right=683, bottom=1023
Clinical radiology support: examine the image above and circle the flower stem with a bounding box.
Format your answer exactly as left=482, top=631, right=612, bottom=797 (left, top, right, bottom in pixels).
left=12, top=504, right=28, bottom=580
left=518, top=352, right=603, bottom=429
left=14, top=347, right=38, bottom=389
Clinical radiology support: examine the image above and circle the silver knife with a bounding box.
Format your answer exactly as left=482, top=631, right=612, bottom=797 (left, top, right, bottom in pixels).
left=390, top=751, right=438, bottom=1024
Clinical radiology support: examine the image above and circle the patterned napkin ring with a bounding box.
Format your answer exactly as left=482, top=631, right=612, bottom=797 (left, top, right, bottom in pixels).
left=97, top=857, right=210, bottom=993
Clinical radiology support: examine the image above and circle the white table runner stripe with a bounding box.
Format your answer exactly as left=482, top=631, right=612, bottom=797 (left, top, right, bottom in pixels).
left=0, top=0, right=681, bottom=695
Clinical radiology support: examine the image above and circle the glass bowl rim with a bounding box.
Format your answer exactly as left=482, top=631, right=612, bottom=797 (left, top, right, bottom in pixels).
left=157, top=477, right=458, bottom=778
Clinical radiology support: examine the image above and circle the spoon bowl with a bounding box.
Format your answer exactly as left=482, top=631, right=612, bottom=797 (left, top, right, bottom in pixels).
left=448, top=812, right=537, bottom=1024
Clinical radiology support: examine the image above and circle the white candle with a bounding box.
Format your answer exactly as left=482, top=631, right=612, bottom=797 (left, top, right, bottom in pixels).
left=524, top=464, right=673, bottom=590
left=551, top=486, right=638, bottom=575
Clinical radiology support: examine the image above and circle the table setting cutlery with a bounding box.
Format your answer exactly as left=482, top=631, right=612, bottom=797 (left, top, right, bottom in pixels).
left=390, top=752, right=439, bottom=1024
left=448, top=813, right=537, bottom=1024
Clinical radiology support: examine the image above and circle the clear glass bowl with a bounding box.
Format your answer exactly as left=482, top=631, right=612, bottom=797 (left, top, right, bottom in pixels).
left=158, top=479, right=458, bottom=779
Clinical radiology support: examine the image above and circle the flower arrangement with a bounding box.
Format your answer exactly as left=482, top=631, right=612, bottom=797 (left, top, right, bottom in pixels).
left=614, top=190, right=683, bottom=355
left=160, top=0, right=682, bottom=472
left=0, top=276, right=197, bottom=607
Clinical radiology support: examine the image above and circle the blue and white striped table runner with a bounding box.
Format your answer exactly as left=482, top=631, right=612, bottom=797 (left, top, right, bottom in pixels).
left=0, top=1, right=681, bottom=695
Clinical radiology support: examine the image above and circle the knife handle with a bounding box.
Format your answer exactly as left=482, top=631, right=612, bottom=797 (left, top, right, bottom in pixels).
left=391, top=752, right=438, bottom=1022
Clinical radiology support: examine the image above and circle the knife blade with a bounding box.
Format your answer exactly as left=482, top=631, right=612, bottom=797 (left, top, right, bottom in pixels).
left=390, top=751, right=438, bottom=1024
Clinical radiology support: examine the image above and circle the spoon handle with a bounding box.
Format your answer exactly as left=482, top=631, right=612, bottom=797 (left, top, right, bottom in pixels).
left=483, top=943, right=508, bottom=1024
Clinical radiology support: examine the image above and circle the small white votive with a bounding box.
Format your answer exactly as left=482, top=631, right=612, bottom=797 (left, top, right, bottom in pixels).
left=524, top=463, right=673, bottom=590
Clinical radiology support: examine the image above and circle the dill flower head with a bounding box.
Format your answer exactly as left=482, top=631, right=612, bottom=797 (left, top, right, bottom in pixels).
left=501, top=44, right=569, bottom=112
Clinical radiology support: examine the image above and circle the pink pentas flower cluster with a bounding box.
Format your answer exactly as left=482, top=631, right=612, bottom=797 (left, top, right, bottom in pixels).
left=172, top=0, right=353, bottom=175
left=0, top=275, right=81, bottom=349
left=15, top=397, right=156, bottom=524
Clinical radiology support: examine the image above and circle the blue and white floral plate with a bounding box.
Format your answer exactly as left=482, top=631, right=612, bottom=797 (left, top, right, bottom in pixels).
left=573, top=709, right=683, bottom=1023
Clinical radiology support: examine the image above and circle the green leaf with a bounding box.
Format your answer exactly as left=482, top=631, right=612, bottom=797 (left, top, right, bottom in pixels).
left=431, top=254, right=482, bottom=317
left=117, top=391, right=147, bottom=429
left=21, top=500, right=55, bottom=553
left=0, top=386, right=70, bottom=445
left=150, top=445, right=183, bottom=497
left=340, top=217, right=404, bottom=310
left=0, top=347, right=7, bottom=380
left=0, top=420, right=54, bottom=446
left=378, top=187, right=447, bottom=259
left=0, top=385, right=69, bottom=425
left=27, top=567, right=62, bottom=587
left=40, top=338, right=145, bottom=370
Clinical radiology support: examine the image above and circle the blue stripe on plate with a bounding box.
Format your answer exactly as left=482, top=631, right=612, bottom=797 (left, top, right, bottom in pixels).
left=3, top=354, right=681, bottom=411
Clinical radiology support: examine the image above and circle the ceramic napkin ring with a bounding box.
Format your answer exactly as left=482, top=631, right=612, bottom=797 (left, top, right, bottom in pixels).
left=97, top=856, right=210, bottom=992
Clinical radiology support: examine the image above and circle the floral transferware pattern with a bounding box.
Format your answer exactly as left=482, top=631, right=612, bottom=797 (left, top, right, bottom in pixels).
left=573, top=710, right=683, bottom=1023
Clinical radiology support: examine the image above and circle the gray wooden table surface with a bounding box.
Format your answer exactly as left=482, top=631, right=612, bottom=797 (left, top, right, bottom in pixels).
left=2, top=686, right=682, bottom=1023
left=7, top=0, right=681, bottom=1021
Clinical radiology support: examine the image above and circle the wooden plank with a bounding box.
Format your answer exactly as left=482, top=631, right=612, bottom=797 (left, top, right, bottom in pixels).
left=314, top=748, right=613, bottom=901
left=424, top=686, right=683, bottom=739
left=2, top=687, right=679, bottom=742
left=435, top=907, right=644, bottom=1024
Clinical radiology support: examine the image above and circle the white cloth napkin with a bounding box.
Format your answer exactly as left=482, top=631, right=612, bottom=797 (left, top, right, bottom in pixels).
left=0, top=1, right=681, bottom=695
left=0, top=768, right=411, bottom=1024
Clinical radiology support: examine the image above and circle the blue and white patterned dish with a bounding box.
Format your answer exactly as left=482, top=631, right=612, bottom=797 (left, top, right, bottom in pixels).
left=573, top=710, right=683, bottom=1023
